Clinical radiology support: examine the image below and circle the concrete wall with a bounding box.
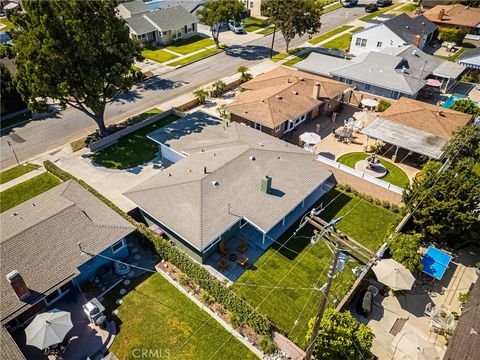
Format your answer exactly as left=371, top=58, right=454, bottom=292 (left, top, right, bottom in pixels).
left=159, top=143, right=185, bottom=163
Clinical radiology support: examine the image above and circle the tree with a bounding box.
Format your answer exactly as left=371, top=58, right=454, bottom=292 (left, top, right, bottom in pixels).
left=193, top=88, right=208, bottom=104
left=438, top=27, right=467, bottom=45
left=403, top=159, right=480, bottom=246
left=450, top=99, right=479, bottom=115
left=0, top=63, right=25, bottom=115
left=10, top=0, right=141, bottom=136
left=306, top=309, right=374, bottom=360
left=262, top=0, right=323, bottom=53
left=211, top=80, right=227, bottom=97
left=377, top=99, right=391, bottom=112
left=442, top=125, right=480, bottom=161
left=388, top=233, right=423, bottom=273
left=237, top=65, right=253, bottom=83
left=196, top=0, right=247, bottom=49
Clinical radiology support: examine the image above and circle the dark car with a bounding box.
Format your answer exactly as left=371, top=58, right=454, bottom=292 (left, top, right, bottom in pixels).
left=342, top=0, right=358, bottom=7
left=376, top=0, right=393, bottom=7
left=365, top=3, right=379, bottom=12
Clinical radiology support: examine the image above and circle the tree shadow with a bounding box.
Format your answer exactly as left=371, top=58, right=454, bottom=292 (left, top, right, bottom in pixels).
left=225, top=44, right=271, bottom=60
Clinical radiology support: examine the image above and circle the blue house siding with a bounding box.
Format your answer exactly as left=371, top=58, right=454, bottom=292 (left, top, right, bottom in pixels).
left=75, top=238, right=129, bottom=284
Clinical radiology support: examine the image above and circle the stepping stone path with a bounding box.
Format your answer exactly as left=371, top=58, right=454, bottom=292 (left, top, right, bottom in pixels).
left=119, top=288, right=126, bottom=295
left=123, top=279, right=131, bottom=286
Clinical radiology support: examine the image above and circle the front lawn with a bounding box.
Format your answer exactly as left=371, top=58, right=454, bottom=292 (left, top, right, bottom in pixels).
left=168, top=48, right=222, bottom=67
left=258, top=26, right=275, bottom=35
left=166, top=35, right=215, bottom=55
left=283, top=49, right=312, bottom=67
left=0, top=173, right=61, bottom=213
left=233, top=188, right=400, bottom=348
left=141, top=49, right=178, bottom=63
left=110, top=274, right=257, bottom=360
left=323, top=32, right=352, bottom=51
left=336, top=152, right=410, bottom=188
left=309, top=25, right=353, bottom=45
left=89, top=114, right=179, bottom=169
left=398, top=4, right=418, bottom=13
left=242, top=17, right=269, bottom=32
left=0, top=163, right=40, bottom=185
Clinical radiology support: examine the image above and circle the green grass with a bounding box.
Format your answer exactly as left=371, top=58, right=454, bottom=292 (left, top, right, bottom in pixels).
left=323, top=2, right=343, bottom=13
left=309, top=25, right=353, bottom=45
left=337, top=152, right=410, bottom=188
left=436, top=47, right=465, bottom=62
left=258, top=26, right=275, bottom=35
left=233, top=188, right=399, bottom=348
left=89, top=114, right=179, bottom=169
left=0, top=173, right=61, bottom=213
left=359, top=4, right=399, bottom=22
left=283, top=49, right=312, bottom=67
left=242, top=17, right=270, bottom=32
left=271, top=52, right=290, bottom=62
left=124, top=108, right=163, bottom=126
left=0, top=17, right=14, bottom=31
left=131, top=65, right=141, bottom=72
left=141, top=49, right=178, bottom=63
left=110, top=274, right=257, bottom=360
left=398, top=4, right=418, bottom=13
left=0, top=163, right=40, bottom=185
left=351, top=26, right=365, bottom=33
left=168, top=48, right=222, bottom=67
left=473, top=163, right=480, bottom=176
left=166, top=35, right=215, bottom=55
left=323, top=33, right=352, bottom=51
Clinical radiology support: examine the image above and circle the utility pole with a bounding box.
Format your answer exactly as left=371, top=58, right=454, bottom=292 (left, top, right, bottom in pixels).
left=304, top=236, right=344, bottom=360
left=6, top=140, right=20, bottom=166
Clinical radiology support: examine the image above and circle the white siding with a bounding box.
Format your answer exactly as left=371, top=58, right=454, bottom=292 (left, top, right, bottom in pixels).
left=350, top=25, right=406, bottom=56
left=160, top=144, right=185, bottom=163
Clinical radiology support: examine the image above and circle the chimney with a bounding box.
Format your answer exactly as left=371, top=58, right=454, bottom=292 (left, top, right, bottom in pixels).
left=204, top=166, right=207, bottom=174
left=313, top=82, right=321, bottom=100
left=6, top=270, right=31, bottom=301
left=261, top=175, right=272, bottom=194
left=414, top=34, right=421, bottom=48
left=437, top=9, right=445, bottom=21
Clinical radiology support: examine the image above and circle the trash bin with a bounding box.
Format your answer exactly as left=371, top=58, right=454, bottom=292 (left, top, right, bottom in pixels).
left=95, top=315, right=107, bottom=330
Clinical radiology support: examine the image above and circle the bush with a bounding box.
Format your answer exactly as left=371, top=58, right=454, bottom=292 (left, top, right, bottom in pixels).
left=227, top=311, right=242, bottom=329
left=458, top=292, right=469, bottom=307
left=258, top=335, right=276, bottom=354
left=199, top=291, right=214, bottom=305
left=43, top=161, right=272, bottom=335
left=439, top=27, right=467, bottom=44
left=377, top=99, right=391, bottom=112
left=178, top=274, right=190, bottom=286
left=388, top=233, right=423, bottom=273
left=451, top=99, right=479, bottom=115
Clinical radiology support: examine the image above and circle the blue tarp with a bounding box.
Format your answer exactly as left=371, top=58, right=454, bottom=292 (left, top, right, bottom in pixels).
left=421, top=246, right=452, bottom=280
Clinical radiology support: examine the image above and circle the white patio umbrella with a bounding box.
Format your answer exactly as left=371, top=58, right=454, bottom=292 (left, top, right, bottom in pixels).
left=361, top=98, right=379, bottom=108
left=391, top=332, right=440, bottom=360
left=372, top=259, right=415, bottom=290
left=300, top=132, right=321, bottom=145
left=3, top=3, right=18, bottom=10
left=353, top=111, right=376, bottom=125
left=25, top=309, right=73, bottom=350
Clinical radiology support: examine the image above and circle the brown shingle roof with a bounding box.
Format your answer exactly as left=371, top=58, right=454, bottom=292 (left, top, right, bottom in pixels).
left=380, top=97, right=472, bottom=139
left=226, top=67, right=352, bottom=129
left=423, top=4, right=480, bottom=28
left=443, top=279, right=480, bottom=360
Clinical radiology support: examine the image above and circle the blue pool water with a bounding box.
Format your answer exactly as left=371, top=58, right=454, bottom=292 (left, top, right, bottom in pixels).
left=421, top=246, right=452, bottom=280
left=442, top=93, right=467, bottom=108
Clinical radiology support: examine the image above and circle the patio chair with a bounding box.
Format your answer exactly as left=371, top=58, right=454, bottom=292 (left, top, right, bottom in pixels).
left=218, top=242, right=230, bottom=255
left=236, top=240, right=248, bottom=253
left=236, top=256, right=249, bottom=267
left=218, top=258, right=229, bottom=271
left=424, top=302, right=434, bottom=317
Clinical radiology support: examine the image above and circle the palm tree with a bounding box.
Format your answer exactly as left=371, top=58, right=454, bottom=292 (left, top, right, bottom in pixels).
left=211, top=80, right=227, bottom=97
left=193, top=88, right=208, bottom=104
left=237, top=65, right=253, bottom=83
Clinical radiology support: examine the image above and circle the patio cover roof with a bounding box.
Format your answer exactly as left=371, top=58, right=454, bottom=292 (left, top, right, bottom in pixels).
left=432, top=61, right=465, bottom=79
left=361, top=118, right=446, bottom=159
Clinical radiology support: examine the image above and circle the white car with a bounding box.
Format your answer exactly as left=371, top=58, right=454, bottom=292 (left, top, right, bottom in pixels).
left=228, top=21, right=244, bottom=34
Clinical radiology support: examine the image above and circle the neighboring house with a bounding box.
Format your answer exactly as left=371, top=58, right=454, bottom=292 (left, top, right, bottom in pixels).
left=118, top=2, right=199, bottom=45
left=423, top=4, right=480, bottom=35
left=242, top=0, right=263, bottom=17
left=296, top=45, right=465, bottom=99
left=145, top=0, right=207, bottom=14
left=351, top=13, right=437, bottom=56
left=457, top=47, right=480, bottom=69
left=124, top=112, right=333, bottom=263
left=361, top=97, right=472, bottom=159
left=225, top=67, right=353, bottom=138
left=1, top=181, right=135, bottom=359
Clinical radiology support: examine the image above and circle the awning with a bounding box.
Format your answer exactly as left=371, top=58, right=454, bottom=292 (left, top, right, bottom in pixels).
left=361, top=118, right=446, bottom=159
left=421, top=246, right=452, bottom=280
left=432, top=61, right=465, bottom=79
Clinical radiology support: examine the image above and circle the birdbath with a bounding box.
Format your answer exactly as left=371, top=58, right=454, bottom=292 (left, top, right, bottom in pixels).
left=366, top=153, right=379, bottom=170
left=354, top=153, right=387, bottom=178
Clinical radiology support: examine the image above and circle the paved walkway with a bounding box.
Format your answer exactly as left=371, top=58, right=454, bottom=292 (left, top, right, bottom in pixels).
left=0, top=167, right=45, bottom=192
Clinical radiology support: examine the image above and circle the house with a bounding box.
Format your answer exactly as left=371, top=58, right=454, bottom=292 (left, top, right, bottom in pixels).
left=242, top=0, right=263, bottom=17
left=361, top=97, right=472, bottom=160
left=423, top=4, right=480, bottom=35
left=225, top=67, right=353, bottom=138
left=457, top=47, right=480, bottom=69
left=124, top=112, right=333, bottom=263
left=1, top=181, right=135, bottom=359
left=118, top=1, right=198, bottom=45
left=295, top=45, right=465, bottom=99
left=350, top=13, right=437, bottom=56
left=145, top=0, right=207, bottom=14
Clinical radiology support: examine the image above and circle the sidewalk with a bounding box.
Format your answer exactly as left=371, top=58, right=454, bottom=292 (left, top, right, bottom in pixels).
left=0, top=167, right=45, bottom=192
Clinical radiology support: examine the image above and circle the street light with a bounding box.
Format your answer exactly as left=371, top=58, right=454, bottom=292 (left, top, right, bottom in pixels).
left=6, top=140, right=20, bottom=166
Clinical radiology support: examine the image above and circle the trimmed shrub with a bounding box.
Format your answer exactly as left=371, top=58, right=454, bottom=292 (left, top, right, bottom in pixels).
left=439, top=27, right=467, bottom=44
left=258, top=335, right=276, bottom=354
left=377, top=99, right=391, bottom=112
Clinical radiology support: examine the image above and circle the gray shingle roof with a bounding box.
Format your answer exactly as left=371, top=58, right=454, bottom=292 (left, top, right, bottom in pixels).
left=0, top=181, right=135, bottom=324
left=383, top=13, right=437, bottom=44
left=125, top=5, right=197, bottom=34
left=1, top=327, right=24, bottom=360
left=295, top=53, right=351, bottom=78
left=120, top=1, right=149, bottom=15
left=457, top=47, right=480, bottom=68
left=125, top=112, right=332, bottom=251
left=125, top=16, right=157, bottom=35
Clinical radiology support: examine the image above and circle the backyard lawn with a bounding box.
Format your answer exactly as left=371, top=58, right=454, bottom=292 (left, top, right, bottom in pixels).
left=336, top=152, right=410, bottom=188
left=242, top=17, right=269, bottom=32
left=168, top=48, right=222, bottom=67
left=141, top=49, right=178, bottom=63
left=0, top=163, right=40, bottom=185
left=110, top=274, right=257, bottom=360
left=89, top=114, right=179, bottom=169
left=233, top=188, right=400, bottom=348
left=166, top=35, right=215, bottom=55
left=309, top=25, right=353, bottom=45
left=0, top=173, right=61, bottom=213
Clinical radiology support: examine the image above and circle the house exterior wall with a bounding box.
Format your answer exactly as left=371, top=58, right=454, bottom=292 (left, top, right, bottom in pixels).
left=230, top=113, right=284, bottom=138
left=350, top=25, right=407, bottom=56
left=130, top=23, right=198, bottom=46
left=334, top=76, right=416, bottom=99
left=159, top=143, right=185, bottom=163
left=242, top=0, right=263, bottom=17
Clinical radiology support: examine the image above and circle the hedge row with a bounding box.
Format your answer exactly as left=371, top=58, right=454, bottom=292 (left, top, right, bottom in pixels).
left=337, top=183, right=402, bottom=213
left=43, top=161, right=271, bottom=334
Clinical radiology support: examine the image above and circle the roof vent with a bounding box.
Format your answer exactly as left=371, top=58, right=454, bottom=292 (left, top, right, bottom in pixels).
left=437, top=110, right=445, bottom=117
left=405, top=25, right=409, bottom=29
left=293, top=91, right=298, bottom=95
left=212, top=180, right=220, bottom=187
left=11, top=212, right=18, bottom=217
left=276, top=95, right=282, bottom=99
left=259, top=142, right=264, bottom=147
left=422, top=21, right=425, bottom=25
left=298, top=77, right=304, bottom=81
left=249, top=155, right=256, bottom=161
left=287, top=78, right=292, bottom=83
left=244, top=110, right=248, bottom=113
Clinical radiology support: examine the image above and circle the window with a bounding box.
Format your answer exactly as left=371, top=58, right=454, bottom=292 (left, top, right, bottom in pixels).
left=364, top=84, right=371, bottom=91
left=253, top=122, right=262, bottom=131
left=44, top=290, right=62, bottom=305
left=111, top=239, right=126, bottom=254
left=240, top=218, right=247, bottom=228
left=274, top=124, right=282, bottom=132
left=355, top=38, right=367, bottom=47
left=250, top=1, right=254, bottom=8
left=376, top=41, right=382, bottom=48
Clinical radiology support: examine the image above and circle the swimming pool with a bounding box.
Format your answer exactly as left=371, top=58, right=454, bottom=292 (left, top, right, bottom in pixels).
left=441, top=93, right=467, bottom=108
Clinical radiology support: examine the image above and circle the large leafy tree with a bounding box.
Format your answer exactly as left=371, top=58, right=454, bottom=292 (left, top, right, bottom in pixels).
left=1, top=63, right=25, bottom=115
left=197, top=0, right=248, bottom=49
left=306, top=309, right=374, bottom=360
left=451, top=99, right=479, bottom=115
left=442, top=125, right=480, bottom=161
left=262, top=0, right=323, bottom=53
left=388, top=233, right=423, bottom=274
left=10, top=0, right=141, bottom=136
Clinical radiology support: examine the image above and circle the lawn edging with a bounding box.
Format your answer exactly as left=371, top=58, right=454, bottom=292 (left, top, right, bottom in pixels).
left=43, top=161, right=272, bottom=336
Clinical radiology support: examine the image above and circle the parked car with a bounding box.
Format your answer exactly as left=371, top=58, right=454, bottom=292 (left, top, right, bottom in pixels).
left=228, top=21, right=244, bottom=34
left=376, top=0, right=392, bottom=6
left=342, top=0, right=358, bottom=7
left=365, top=3, right=379, bottom=12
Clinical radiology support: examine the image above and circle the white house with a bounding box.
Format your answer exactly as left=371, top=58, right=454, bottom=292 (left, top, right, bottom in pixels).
left=351, top=13, right=437, bottom=56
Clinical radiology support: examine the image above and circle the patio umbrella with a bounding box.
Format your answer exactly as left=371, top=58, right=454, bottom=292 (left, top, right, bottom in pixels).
left=391, top=332, right=440, bottom=360
left=372, top=259, right=415, bottom=290
left=426, top=79, right=442, bottom=88
left=361, top=98, right=379, bottom=108
left=3, top=3, right=18, bottom=10
left=300, top=132, right=321, bottom=145
left=353, top=111, right=376, bottom=125
left=25, top=309, right=73, bottom=350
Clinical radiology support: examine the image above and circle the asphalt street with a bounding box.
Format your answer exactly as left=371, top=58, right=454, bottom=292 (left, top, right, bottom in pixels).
left=0, top=3, right=371, bottom=169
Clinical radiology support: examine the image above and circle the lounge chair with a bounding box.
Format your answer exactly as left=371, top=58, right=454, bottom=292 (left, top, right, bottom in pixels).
left=218, top=242, right=229, bottom=255
left=236, top=240, right=248, bottom=253
left=236, top=256, right=249, bottom=267
left=218, top=259, right=229, bottom=271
